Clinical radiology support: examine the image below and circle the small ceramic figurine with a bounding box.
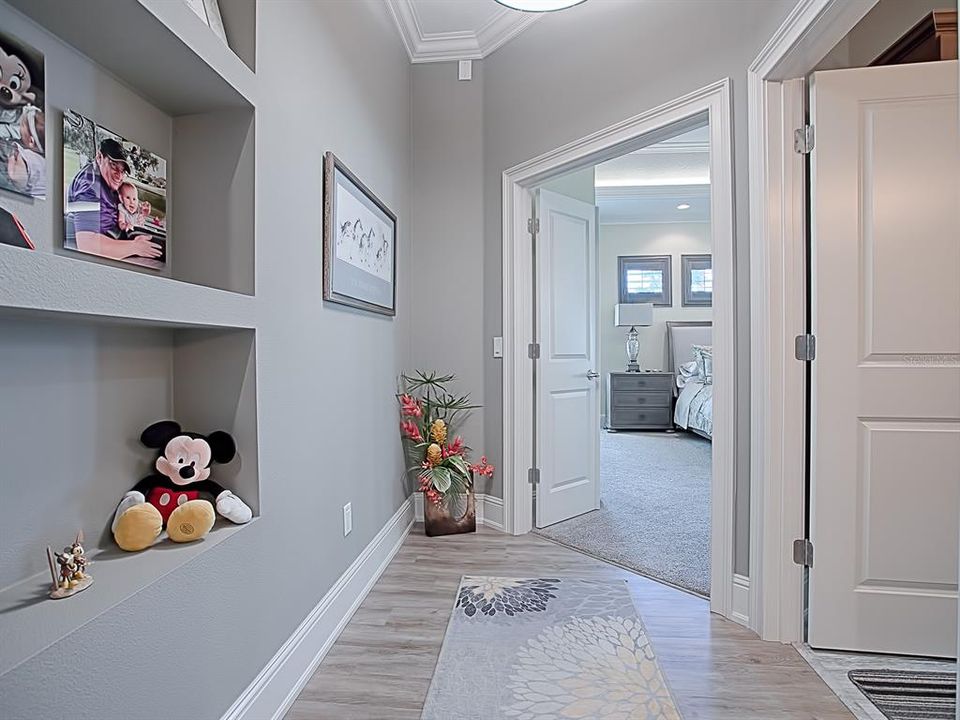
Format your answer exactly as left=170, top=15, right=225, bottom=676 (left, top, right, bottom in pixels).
left=46, top=531, right=93, bottom=600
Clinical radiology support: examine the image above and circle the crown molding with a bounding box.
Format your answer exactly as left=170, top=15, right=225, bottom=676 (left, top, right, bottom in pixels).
left=595, top=183, right=711, bottom=200
left=386, top=0, right=541, bottom=64
left=633, top=140, right=710, bottom=155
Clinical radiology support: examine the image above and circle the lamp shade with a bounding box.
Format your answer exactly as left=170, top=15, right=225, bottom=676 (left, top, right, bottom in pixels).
left=615, top=303, right=653, bottom=327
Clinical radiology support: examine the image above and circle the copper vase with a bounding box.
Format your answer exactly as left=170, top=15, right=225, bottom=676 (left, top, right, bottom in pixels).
left=423, top=486, right=476, bottom=537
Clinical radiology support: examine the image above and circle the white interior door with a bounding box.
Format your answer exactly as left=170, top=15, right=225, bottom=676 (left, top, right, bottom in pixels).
left=809, top=60, right=960, bottom=657
left=535, top=188, right=600, bottom=528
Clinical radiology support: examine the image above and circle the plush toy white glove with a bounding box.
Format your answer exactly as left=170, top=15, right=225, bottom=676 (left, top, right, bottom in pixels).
left=216, top=490, right=252, bottom=524
left=111, top=491, right=146, bottom=533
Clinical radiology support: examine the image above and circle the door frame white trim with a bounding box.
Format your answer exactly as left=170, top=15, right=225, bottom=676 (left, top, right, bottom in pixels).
left=501, top=78, right=736, bottom=618
left=747, top=0, right=878, bottom=642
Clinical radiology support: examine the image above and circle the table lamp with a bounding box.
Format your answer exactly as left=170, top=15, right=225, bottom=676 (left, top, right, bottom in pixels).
left=615, top=303, right=653, bottom=372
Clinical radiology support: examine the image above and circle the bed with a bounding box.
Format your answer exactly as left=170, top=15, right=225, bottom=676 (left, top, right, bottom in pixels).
left=666, top=321, right=713, bottom=440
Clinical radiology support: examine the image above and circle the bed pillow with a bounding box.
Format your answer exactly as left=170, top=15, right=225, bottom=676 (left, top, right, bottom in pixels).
left=676, top=360, right=700, bottom=390
left=692, top=345, right=713, bottom=385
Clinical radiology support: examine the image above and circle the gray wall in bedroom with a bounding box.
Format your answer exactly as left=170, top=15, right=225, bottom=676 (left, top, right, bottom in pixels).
left=475, top=0, right=796, bottom=577
left=0, top=1, right=413, bottom=718
left=410, top=62, right=488, bottom=490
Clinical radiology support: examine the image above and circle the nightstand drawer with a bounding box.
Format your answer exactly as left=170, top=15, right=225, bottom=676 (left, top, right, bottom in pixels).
left=612, top=391, right=672, bottom=409
left=609, top=408, right=671, bottom=428
left=610, top=374, right=673, bottom=392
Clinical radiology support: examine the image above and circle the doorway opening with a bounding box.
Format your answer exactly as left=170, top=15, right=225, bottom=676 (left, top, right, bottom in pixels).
left=531, top=122, right=715, bottom=598
left=500, top=79, right=737, bottom=619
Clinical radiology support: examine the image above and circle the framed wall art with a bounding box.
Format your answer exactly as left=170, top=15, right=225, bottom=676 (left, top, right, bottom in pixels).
left=681, top=253, right=713, bottom=307
left=618, top=254, right=672, bottom=307
left=183, top=0, right=229, bottom=44
left=323, top=152, right=397, bottom=316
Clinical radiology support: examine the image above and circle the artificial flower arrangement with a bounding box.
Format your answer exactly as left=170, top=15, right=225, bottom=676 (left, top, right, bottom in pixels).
left=397, top=371, right=494, bottom=508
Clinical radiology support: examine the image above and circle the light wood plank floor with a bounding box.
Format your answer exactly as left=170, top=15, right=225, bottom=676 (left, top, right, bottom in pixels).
left=286, top=526, right=853, bottom=720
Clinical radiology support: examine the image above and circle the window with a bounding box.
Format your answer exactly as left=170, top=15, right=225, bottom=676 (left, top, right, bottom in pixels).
left=618, top=255, right=672, bottom=306
left=626, top=269, right=663, bottom=295
left=681, top=254, right=712, bottom=307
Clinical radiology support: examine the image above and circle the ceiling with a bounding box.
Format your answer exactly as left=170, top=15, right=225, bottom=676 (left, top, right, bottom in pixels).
left=595, top=126, right=711, bottom=224
left=386, top=0, right=541, bottom=63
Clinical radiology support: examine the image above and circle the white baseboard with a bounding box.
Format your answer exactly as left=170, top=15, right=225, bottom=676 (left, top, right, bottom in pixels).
left=413, top=491, right=504, bottom=531
left=221, top=497, right=414, bottom=720
left=480, top=494, right=504, bottom=531
left=731, top=573, right=750, bottom=627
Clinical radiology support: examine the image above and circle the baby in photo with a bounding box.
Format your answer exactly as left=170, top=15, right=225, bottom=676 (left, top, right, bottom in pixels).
left=117, top=181, right=152, bottom=235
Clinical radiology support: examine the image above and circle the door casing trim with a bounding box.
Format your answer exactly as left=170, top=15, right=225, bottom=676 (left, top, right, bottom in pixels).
left=501, top=78, right=736, bottom=619
left=747, top=0, right=879, bottom=642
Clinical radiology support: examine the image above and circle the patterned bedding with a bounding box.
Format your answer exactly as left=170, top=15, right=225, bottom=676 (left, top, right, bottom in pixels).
left=674, top=380, right=713, bottom=438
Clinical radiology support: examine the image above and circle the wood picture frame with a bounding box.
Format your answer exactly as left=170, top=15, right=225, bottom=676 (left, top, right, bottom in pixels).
left=322, top=152, right=397, bottom=316
left=618, top=254, right=672, bottom=307
left=681, top=254, right=713, bottom=307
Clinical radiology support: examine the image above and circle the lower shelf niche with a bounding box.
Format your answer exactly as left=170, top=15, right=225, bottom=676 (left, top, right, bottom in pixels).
left=0, top=314, right=259, bottom=673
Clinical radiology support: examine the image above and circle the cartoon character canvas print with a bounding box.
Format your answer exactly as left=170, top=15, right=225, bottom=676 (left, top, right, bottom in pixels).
left=0, top=30, right=46, bottom=199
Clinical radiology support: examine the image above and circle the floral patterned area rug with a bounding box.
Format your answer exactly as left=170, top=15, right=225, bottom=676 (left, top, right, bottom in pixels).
left=421, top=577, right=681, bottom=720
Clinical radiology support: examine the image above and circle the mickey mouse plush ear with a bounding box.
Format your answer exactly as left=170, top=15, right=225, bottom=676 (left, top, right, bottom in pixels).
left=141, top=420, right=182, bottom=449
left=206, top=431, right=236, bottom=464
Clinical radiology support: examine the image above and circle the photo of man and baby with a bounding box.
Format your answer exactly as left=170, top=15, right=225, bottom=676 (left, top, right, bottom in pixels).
left=0, top=31, right=46, bottom=200
left=63, top=108, right=168, bottom=270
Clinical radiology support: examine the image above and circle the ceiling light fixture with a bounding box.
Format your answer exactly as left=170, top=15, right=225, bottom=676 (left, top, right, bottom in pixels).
left=495, top=0, right=587, bottom=12
left=676, top=203, right=691, bottom=210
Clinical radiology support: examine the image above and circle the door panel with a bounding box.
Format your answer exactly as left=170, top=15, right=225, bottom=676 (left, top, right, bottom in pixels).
left=809, top=60, right=960, bottom=657
left=536, top=189, right=600, bottom=529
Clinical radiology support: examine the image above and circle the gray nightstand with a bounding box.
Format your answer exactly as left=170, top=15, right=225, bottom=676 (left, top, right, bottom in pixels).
left=606, top=371, right=674, bottom=431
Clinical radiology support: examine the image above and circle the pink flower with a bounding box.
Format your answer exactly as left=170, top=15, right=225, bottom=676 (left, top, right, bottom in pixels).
left=399, top=394, right=423, bottom=418
left=470, top=455, right=495, bottom=478
left=400, top=419, right=423, bottom=442
left=442, top=436, right=465, bottom=458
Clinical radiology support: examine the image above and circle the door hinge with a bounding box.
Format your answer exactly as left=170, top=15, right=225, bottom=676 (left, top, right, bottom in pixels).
left=794, top=124, right=815, bottom=154
left=528, top=467, right=540, bottom=485
left=528, top=342, right=540, bottom=359
left=527, top=217, right=540, bottom=235
left=795, top=333, right=816, bottom=362
left=793, top=538, right=814, bottom=567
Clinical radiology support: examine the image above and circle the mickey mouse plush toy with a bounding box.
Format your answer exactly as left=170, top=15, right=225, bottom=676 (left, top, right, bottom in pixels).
left=112, top=421, right=252, bottom=552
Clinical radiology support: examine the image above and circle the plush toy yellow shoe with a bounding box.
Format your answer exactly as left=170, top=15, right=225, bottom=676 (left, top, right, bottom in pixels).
left=167, top=500, right=216, bottom=543
left=113, top=503, right=163, bottom=552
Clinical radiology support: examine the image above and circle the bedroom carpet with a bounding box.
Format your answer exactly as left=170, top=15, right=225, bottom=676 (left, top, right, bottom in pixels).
left=535, top=431, right=711, bottom=596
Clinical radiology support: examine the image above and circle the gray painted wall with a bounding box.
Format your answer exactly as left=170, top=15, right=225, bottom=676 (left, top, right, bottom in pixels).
left=475, top=0, right=796, bottom=578
left=0, top=1, right=412, bottom=717
left=409, top=62, right=488, bottom=490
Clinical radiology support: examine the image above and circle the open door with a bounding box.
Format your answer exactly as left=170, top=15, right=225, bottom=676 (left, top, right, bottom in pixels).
left=808, top=60, right=960, bottom=657
left=534, top=188, right=600, bottom=528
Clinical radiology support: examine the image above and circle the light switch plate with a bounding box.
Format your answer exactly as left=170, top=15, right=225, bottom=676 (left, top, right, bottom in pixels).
left=343, top=503, right=352, bottom=536
left=493, top=336, right=503, bottom=358
left=458, top=60, right=472, bottom=81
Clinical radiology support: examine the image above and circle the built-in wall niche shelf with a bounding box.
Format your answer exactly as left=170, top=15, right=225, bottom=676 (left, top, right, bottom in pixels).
left=0, top=245, right=255, bottom=329
left=1, top=0, right=256, bottom=296
left=0, top=520, right=254, bottom=677
left=5, top=0, right=256, bottom=114
left=0, top=315, right=260, bottom=675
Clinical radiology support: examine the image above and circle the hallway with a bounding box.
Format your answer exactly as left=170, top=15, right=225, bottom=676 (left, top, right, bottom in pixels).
left=286, top=528, right=853, bottom=720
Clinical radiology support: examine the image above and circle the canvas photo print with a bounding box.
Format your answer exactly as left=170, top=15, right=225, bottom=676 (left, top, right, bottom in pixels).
left=62, top=109, right=167, bottom=270
left=0, top=30, right=45, bottom=199
left=323, top=152, right=397, bottom=315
